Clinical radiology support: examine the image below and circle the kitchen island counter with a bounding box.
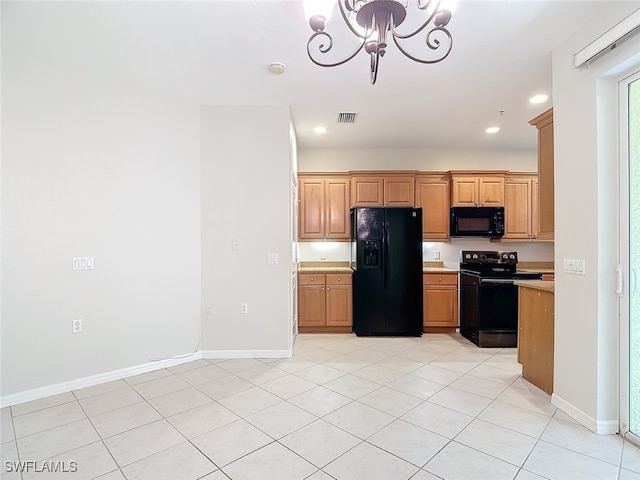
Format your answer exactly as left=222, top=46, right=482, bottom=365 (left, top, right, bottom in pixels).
left=515, top=280, right=554, bottom=293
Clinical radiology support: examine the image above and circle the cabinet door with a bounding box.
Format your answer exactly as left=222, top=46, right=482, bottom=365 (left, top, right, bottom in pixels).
left=325, top=179, right=351, bottom=239
left=518, top=288, right=554, bottom=394
left=352, top=177, right=384, bottom=207
left=325, top=284, right=352, bottom=327
left=384, top=176, right=415, bottom=206
left=538, top=120, right=554, bottom=240
left=451, top=178, right=478, bottom=206
left=416, top=178, right=450, bottom=239
left=299, top=179, right=325, bottom=240
left=530, top=108, right=554, bottom=241
left=298, top=284, right=326, bottom=327
left=478, top=177, right=504, bottom=206
left=504, top=179, right=532, bottom=239
left=423, top=285, right=458, bottom=327
left=531, top=179, right=539, bottom=239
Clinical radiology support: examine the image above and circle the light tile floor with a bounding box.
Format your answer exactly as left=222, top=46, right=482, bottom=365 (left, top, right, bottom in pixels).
left=2, top=333, right=640, bottom=480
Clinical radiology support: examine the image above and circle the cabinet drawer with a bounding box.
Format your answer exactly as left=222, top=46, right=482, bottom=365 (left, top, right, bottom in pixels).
left=423, top=273, right=458, bottom=285
left=299, top=273, right=326, bottom=285
left=326, top=273, right=352, bottom=285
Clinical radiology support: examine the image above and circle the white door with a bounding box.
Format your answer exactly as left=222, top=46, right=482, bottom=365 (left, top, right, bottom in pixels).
left=620, top=70, right=640, bottom=443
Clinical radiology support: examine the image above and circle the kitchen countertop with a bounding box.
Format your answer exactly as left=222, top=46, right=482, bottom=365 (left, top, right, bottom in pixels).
left=423, top=267, right=459, bottom=273
left=298, top=262, right=458, bottom=274
left=519, top=268, right=555, bottom=274
left=298, top=266, right=458, bottom=274
left=515, top=280, right=555, bottom=293
left=298, top=266, right=353, bottom=273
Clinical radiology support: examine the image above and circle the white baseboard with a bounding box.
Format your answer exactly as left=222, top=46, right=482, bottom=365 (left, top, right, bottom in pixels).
left=1, top=351, right=207, bottom=408
left=201, top=349, right=292, bottom=359
left=1, top=348, right=292, bottom=407
left=551, top=393, right=619, bottom=434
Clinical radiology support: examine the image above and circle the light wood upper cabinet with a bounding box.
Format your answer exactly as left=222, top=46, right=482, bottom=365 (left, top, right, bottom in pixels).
left=351, top=174, right=415, bottom=207
left=451, top=174, right=505, bottom=206
left=299, top=175, right=350, bottom=241
left=415, top=174, right=450, bottom=240
left=504, top=175, right=537, bottom=239
left=529, top=108, right=554, bottom=241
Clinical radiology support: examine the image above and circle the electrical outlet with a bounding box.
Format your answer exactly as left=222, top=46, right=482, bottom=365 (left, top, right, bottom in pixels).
left=72, top=319, right=83, bottom=334
left=240, top=303, right=248, bottom=314
left=205, top=304, right=213, bottom=314
left=267, top=253, right=279, bottom=264
left=232, top=239, right=239, bottom=251
left=434, top=251, right=441, bottom=260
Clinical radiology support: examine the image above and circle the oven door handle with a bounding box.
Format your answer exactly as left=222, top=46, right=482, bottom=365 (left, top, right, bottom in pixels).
left=480, top=278, right=515, bottom=285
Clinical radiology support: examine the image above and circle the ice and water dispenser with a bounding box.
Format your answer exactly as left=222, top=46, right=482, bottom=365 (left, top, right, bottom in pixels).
left=363, top=240, right=380, bottom=266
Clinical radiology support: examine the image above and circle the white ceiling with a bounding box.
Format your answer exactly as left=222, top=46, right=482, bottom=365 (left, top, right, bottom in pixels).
left=5, top=0, right=634, bottom=149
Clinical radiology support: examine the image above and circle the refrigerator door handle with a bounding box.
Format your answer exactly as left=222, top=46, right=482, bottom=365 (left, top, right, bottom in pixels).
left=384, top=220, right=390, bottom=289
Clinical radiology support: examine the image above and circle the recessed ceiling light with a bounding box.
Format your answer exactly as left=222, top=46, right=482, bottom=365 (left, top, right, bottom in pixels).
left=485, top=127, right=500, bottom=134
left=314, top=126, right=327, bottom=134
left=529, top=94, right=548, bottom=104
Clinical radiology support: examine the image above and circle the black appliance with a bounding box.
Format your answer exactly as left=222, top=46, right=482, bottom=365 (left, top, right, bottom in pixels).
left=459, top=250, right=542, bottom=347
left=450, top=206, right=505, bottom=238
left=351, top=207, right=423, bottom=336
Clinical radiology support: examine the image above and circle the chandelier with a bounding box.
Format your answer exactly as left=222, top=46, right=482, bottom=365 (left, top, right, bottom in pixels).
left=303, top=0, right=457, bottom=84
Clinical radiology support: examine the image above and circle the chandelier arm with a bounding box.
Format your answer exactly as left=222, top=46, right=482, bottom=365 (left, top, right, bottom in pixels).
left=416, top=0, right=440, bottom=12
left=391, top=27, right=453, bottom=64
left=307, top=31, right=367, bottom=68
left=337, top=0, right=371, bottom=39
left=390, top=11, right=439, bottom=40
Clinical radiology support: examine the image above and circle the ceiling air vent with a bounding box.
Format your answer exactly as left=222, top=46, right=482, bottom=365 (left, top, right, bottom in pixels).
left=336, top=112, right=358, bottom=124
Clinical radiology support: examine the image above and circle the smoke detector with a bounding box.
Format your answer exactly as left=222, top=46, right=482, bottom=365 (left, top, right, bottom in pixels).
left=268, top=62, right=286, bottom=75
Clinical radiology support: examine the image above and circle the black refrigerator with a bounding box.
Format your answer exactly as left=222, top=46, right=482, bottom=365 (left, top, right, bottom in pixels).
left=351, top=207, right=423, bottom=336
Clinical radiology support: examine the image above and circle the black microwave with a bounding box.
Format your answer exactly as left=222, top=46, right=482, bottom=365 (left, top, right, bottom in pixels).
left=450, top=206, right=505, bottom=238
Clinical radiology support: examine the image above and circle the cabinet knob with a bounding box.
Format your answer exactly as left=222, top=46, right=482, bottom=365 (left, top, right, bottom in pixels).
left=310, top=277, right=314, bottom=281
left=337, top=277, right=341, bottom=281
left=439, top=277, right=443, bottom=282
left=321, top=287, right=325, bottom=291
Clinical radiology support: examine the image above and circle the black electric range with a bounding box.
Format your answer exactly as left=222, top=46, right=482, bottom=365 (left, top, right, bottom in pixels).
left=459, top=250, right=542, bottom=347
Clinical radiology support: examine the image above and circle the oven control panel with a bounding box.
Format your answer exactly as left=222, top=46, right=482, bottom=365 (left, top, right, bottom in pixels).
left=460, top=250, right=518, bottom=265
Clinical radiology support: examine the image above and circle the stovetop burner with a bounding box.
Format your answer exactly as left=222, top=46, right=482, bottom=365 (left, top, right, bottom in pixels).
left=459, top=250, right=541, bottom=280
left=460, top=250, right=518, bottom=265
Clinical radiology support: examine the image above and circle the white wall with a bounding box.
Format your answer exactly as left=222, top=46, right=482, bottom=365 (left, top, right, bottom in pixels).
left=552, top=5, right=640, bottom=431
left=298, top=146, right=553, bottom=264
left=299, top=240, right=553, bottom=269
left=200, top=106, right=293, bottom=353
left=1, top=70, right=202, bottom=395
left=299, top=147, right=538, bottom=172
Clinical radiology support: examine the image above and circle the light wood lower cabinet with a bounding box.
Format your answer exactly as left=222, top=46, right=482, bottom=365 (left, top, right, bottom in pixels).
left=423, top=273, right=458, bottom=332
left=518, top=286, right=554, bottom=394
left=298, top=272, right=352, bottom=333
